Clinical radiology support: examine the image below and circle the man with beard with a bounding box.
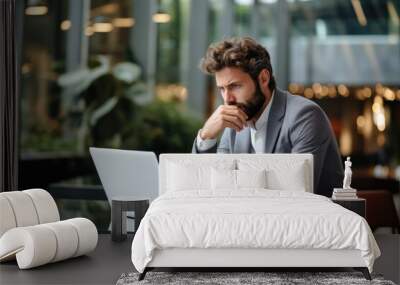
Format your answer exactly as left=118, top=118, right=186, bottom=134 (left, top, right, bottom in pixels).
left=192, top=37, right=343, bottom=197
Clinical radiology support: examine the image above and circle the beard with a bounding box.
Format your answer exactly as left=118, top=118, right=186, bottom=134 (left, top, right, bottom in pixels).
left=229, top=82, right=266, bottom=120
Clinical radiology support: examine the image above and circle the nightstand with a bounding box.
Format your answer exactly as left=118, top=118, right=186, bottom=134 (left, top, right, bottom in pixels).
left=331, top=198, right=366, bottom=218
left=111, top=196, right=150, bottom=242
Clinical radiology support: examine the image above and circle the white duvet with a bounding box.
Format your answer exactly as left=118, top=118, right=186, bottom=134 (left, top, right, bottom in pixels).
left=131, top=190, right=380, bottom=273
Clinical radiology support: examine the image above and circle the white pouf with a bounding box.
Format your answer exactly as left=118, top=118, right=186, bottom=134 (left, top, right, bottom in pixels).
left=0, top=189, right=98, bottom=269
left=24, top=188, right=60, bottom=223
left=1, top=191, right=40, bottom=227
left=0, top=225, right=57, bottom=268
left=42, top=221, right=79, bottom=262
left=67, top=218, right=98, bottom=257
left=0, top=196, right=17, bottom=237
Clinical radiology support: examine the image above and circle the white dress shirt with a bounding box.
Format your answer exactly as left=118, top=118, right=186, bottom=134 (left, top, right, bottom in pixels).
left=197, top=91, right=275, bottom=153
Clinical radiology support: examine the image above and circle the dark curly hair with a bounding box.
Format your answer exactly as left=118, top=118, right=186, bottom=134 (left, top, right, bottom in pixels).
left=200, top=37, right=276, bottom=91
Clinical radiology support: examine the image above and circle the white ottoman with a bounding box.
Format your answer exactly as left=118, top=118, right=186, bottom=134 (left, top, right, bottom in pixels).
left=0, top=189, right=98, bottom=269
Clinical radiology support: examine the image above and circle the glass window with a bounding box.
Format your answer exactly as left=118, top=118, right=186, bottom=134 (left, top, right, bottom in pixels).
left=21, top=0, right=71, bottom=154
left=287, top=0, right=400, bottom=167
left=20, top=0, right=202, bottom=231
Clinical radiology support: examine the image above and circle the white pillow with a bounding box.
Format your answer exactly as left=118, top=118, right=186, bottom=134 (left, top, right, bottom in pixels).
left=168, top=163, right=209, bottom=191
left=167, top=159, right=235, bottom=191
left=237, top=169, right=267, bottom=189
left=211, top=168, right=267, bottom=190
left=211, top=168, right=236, bottom=190
left=237, top=159, right=308, bottom=192
left=266, top=166, right=306, bottom=191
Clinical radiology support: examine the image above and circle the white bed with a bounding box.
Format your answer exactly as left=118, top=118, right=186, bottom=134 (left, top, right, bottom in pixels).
left=131, top=154, right=380, bottom=280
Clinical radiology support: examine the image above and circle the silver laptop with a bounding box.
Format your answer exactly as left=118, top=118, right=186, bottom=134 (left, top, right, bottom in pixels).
left=89, top=147, right=159, bottom=204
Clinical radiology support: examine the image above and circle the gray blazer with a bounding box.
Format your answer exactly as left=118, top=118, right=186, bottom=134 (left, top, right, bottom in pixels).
left=192, top=88, right=344, bottom=197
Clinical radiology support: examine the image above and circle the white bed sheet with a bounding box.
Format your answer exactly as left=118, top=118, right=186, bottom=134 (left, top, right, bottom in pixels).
left=131, top=190, right=380, bottom=273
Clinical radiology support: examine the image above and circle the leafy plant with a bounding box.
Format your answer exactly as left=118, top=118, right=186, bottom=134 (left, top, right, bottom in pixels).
left=58, top=56, right=201, bottom=154
left=122, top=100, right=201, bottom=155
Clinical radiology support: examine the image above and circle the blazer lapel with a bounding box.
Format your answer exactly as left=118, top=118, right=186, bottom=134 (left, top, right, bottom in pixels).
left=265, top=88, right=287, bottom=153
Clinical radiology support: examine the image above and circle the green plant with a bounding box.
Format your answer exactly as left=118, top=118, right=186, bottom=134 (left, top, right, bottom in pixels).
left=122, top=100, right=202, bottom=155
left=58, top=56, right=201, bottom=154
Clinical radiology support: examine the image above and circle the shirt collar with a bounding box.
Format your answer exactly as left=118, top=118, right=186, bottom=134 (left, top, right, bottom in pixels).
left=248, top=90, right=275, bottom=131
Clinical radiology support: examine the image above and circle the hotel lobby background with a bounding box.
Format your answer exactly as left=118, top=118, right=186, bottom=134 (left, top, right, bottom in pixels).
left=12, top=0, right=400, bottom=233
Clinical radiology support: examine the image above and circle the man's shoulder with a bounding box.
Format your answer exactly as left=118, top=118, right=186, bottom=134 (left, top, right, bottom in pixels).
left=280, top=90, right=332, bottom=136
left=276, top=89, right=325, bottom=123
left=284, top=90, right=320, bottom=111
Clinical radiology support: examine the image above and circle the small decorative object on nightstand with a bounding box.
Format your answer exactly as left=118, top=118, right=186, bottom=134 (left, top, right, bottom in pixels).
left=332, top=157, right=358, bottom=200
left=112, top=196, right=149, bottom=242
left=332, top=198, right=366, bottom=218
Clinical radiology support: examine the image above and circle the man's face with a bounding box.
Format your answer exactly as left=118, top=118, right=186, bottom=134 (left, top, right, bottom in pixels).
left=215, top=67, right=265, bottom=120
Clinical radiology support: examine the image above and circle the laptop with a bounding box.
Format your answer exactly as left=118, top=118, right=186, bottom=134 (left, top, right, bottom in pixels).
left=89, top=147, right=159, bottom=203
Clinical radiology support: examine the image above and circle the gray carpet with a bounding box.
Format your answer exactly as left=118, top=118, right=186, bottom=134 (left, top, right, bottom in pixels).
left=116, top=271, right=396, bottom=285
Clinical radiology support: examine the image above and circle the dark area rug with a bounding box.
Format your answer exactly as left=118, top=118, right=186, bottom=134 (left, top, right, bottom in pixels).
left=116, top=271, right=396, bottom=285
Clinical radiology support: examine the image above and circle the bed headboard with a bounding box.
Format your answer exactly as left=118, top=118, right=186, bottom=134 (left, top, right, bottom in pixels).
left=159, top=154, right=314, bottom=195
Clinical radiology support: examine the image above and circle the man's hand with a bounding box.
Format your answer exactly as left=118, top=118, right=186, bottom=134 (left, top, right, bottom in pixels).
left=200, top=105, right=248, bottom=140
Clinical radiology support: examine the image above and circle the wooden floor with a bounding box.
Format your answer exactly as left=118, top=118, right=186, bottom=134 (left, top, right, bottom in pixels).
left=0, top=234, right=398, bottom=285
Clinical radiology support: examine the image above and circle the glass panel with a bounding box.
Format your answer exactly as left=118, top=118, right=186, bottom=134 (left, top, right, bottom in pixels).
left=18, top=0, right=400, bottom=230
left=20, top=0, right=202, bottom=231
left=21, top=0, right=71, bottom=154
left=287, top=0, right=400, bottom=171
left=234, top=0, right=253, bottom=36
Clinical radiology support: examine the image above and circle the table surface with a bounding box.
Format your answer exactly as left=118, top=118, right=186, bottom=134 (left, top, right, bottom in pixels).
left=1, top=234, right=398, bottom=285
left=0, top=234, right=133, bottom=285
left=331, top=198, right=366, bottom=201
left=112, top=196, right=150, bottom=201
